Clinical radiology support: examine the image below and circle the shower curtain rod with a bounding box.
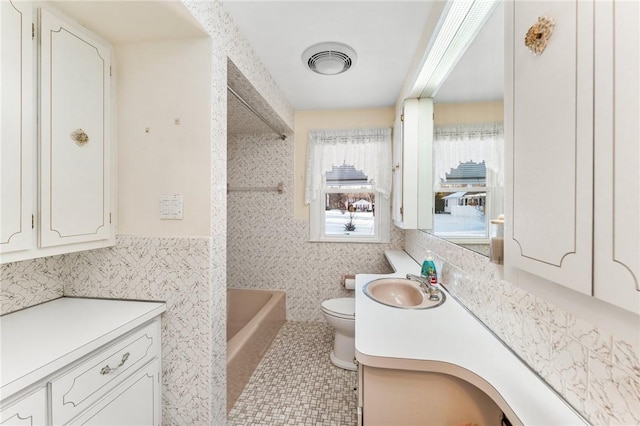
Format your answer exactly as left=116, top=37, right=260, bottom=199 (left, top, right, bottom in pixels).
left=227, top=86, right=287, bottom=140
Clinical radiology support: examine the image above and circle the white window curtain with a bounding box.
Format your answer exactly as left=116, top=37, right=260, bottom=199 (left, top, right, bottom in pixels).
left=434, top=123, right=504, bottom=218
left=304, top=128, right=392, bottom=205
left=434, top=123, right=504, bottom=184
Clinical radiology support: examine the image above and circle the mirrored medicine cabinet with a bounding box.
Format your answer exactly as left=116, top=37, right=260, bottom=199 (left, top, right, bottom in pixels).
left=412, top=1, right=504, bottom=258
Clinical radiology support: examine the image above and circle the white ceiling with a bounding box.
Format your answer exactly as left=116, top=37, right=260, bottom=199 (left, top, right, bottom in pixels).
left=54, top=0, right=503, bottom=136
left=222, top=1, right=435, bottom=110
left=222, top=1, right=504, bottom=112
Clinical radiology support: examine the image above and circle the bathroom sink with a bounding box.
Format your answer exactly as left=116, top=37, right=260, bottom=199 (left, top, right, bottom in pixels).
left=363, top=278, right=446, bottom=309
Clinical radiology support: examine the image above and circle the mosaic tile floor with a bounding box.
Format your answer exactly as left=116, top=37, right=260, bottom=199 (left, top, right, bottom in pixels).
left=228, top=321, right=358, bottom=426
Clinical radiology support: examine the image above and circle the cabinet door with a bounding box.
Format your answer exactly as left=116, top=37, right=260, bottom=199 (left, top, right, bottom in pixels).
left=69, top=360, right=161, bottom=426
left=38, top=8, right=111, bottom=248
left=593, top=0, right=640, bottom=314
left=393, top=99, right=433, bottom=230
left=0, top=0, right=33, bottom=255
left=392, top=111, right=404, bottom=226
left=504, top=1, right=594, bottom=295
left=0, top=387, right=47, bottom=426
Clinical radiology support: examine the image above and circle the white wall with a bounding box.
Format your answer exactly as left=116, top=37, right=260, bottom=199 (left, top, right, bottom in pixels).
left=434, top=101, right=503, bottom=125
left=117, top=38, right=212, bottom=237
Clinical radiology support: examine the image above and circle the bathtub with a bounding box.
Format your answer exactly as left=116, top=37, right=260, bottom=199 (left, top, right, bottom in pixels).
left=227, top=288, right=286, bottom=412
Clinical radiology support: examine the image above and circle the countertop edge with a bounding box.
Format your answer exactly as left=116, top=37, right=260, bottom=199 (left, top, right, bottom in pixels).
left=355, top=349, right=522, bottom=425
left=355, top=249, right=589, bottom=426
left=0, top=298, right=166, bottom=402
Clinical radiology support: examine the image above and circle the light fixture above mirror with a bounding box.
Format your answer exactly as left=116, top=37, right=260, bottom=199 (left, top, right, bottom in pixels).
left=412, top=0, right=499, bottom=98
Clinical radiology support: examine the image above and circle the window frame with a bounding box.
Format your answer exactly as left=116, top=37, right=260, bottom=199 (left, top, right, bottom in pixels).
left=309, top=184, right=390, bottom=243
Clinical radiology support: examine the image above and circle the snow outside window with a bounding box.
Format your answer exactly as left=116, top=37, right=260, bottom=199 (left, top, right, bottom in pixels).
left=432, top=123, right=504, bottom=242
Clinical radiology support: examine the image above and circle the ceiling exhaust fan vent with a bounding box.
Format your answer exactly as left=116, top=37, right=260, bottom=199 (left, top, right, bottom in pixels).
left=302, top=42, right=357, bottom=75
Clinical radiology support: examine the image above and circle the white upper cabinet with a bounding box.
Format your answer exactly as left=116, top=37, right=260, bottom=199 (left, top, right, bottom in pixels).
left=0, top=1, right=33, bottom=255
left=0, top=3, right=115, bottom=264
left=392, top=98, right=433, bottom=230
left=592, top=0, right=639, bottom=313
left=39, top=8, right=112, bottom=248
left=505, top=0, right=639, bottom=314
left=505, top=0, right=594, bottom=295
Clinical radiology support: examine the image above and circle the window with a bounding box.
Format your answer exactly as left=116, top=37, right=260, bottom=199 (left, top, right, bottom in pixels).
left=305, top=128, right=391, bottom=242
left=434, top=162, right=488, bottom=238
left=432, top=124, right=503, bottom=243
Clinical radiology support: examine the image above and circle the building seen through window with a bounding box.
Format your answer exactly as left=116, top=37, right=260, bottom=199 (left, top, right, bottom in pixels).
left=324, top=165, right=375, bottom=236
left=434, top=161, right=488, bottom=238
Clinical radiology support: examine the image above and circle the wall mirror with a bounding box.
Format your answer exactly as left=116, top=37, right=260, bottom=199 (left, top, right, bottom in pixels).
left=419, top=1, right=504, bottom=257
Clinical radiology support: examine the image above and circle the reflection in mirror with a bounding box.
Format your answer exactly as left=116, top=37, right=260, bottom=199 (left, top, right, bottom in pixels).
left=432, top=123, right=504, bottom=254
left=420, top=2, right=504, bottom=258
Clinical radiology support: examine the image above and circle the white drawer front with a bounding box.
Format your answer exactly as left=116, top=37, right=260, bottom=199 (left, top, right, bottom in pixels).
left=0, top=387, right=47, bottom=426
left=68, top=360, right=161, bottom=426
left=51, top=319, right=160, bottom=425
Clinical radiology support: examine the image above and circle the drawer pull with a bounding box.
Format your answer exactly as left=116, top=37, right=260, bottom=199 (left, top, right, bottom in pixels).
left=99, top=352, right=130, bottom=375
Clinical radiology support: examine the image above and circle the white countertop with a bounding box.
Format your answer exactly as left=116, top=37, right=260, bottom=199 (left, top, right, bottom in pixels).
left=355, top=250, right=588, bottom=426
left=0, top=297, right=166, bottom=400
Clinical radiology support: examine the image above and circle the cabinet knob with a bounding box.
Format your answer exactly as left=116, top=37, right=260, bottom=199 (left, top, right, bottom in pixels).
left=70, top=129, right=89, bottom=146
left=525, top=16, right=555, bottom=55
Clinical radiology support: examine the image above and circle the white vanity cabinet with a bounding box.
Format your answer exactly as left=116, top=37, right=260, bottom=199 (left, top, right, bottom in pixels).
left=392, top=98, right=433, bottom=230
left=68, top=360, right=160, bottom=426
left=0, top=387, right=47, bottom=426
left=0, top=1, right=116, bottom=264
left=0, top=298, right=165, bottom=426
left=504, top=0, right=639, bottom=313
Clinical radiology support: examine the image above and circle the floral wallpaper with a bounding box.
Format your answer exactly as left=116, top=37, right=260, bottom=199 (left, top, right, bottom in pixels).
left=405, top=229, right=640, bottom=426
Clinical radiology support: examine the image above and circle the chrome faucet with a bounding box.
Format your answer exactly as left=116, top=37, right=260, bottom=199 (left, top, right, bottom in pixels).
left=406, top=273, right=441, bottom=301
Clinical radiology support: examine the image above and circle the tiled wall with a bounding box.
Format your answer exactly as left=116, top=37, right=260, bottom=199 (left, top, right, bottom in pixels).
left=180, top=2, right=228, bottom=423
left=62, top=236, right=212, bottom=425
left=0, top=236, right=213, bottom=425
left=0, top=256, right=64, bottom=315
left=182, top=1, right=295, bottom=422
left=405, top=230, right=640, bottom=426
left=228, top=133, right=404, bottom=322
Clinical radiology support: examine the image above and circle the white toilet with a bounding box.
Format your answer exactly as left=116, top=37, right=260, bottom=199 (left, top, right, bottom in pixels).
left=321, top=297, right=356, bottom=371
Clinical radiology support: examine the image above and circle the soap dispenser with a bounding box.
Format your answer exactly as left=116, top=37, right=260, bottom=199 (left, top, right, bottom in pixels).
left=420, top=250, right=438, bottom=285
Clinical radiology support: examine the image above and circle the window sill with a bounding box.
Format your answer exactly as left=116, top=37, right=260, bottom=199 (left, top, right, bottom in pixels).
left=309, top=236, right=390, bottom=244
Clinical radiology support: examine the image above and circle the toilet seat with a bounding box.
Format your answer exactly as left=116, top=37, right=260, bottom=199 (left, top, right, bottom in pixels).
left=321, top=298, right=355, bottom=320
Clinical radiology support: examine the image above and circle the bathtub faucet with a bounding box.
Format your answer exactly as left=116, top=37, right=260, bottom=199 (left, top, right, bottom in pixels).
left=406, top=274, right=441, bottom=301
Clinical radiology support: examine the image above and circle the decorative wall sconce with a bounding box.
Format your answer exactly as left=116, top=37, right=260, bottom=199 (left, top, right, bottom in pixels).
left=71, top=129, right=89, bottom=146
left=525, top=16, right=555, bottom=55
